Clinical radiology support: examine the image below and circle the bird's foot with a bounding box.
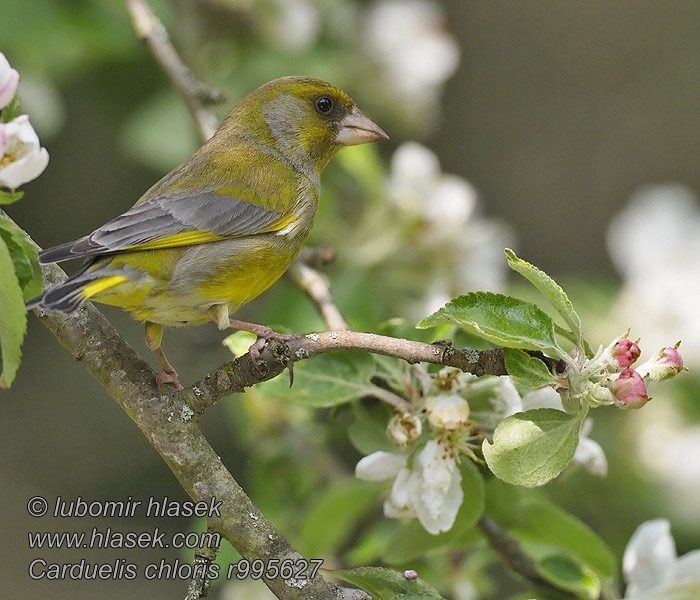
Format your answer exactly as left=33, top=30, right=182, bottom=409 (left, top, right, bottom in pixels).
left=228, top=318, right=302, bottom=343
left=152, top=344, right=183, bottom=390
left=155, top=366, right=184, bottom=391
left=224, top=319, right=301, bottom=365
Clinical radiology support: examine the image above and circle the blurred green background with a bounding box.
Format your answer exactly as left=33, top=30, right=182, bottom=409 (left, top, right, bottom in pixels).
left=2, top=1, right=700, bottom=599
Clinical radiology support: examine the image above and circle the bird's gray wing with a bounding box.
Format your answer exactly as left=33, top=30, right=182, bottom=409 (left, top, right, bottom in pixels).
left=39, top=186, right=297, bottom=263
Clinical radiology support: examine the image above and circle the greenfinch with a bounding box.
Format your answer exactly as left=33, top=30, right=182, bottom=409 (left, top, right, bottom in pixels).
left=28, top=77, right=388, bottom=389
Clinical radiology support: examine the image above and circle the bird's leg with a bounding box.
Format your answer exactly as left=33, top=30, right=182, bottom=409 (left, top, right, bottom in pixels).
left=208, top=306, right=301, bottom=363
left=144, top=321, right=183, bottom=391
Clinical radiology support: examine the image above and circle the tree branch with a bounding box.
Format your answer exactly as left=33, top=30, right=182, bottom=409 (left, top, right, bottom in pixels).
left=124, top=0, right=223, bottom=141
left=187, top=331, right=513, bottom=414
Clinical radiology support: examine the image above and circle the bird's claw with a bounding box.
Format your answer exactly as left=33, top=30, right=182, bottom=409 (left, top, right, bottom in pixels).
left=247, top=336, right=268, bottom=364
left=156, top=367, right=183, bottom=390
left=253, top=327, right=302, bottom=342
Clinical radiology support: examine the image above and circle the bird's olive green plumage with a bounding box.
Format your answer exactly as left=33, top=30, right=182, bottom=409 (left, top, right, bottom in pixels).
left=28, top=77, right=387, bottom=386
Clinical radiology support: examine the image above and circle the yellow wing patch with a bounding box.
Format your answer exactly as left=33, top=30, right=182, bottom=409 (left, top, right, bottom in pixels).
left=125, top=230, right=226, bottom=251
left=82, top=275, right=129, bottom=299
left=122, top=218, right=300, bottom=252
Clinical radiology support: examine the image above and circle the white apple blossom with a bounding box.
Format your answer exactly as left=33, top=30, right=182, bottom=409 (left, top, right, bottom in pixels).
left=364, top=0, right=459, bottom=116
left=623, top=519, right=700, bottom=599
left=0, top=52, right=19, bottom=110
left=355, top=438, right=464, bottom=535
left=0, top=115, right=49, bottom=189
left=425, top=394, right=470, bottom=430
left=389, top=142, right=476, bottom=235
left=383, top=142, right=512, bottom=316
left=409, top=438, right=463, bottom=534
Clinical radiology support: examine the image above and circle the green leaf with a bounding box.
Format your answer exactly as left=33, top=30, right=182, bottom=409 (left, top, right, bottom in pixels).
left=504, top=348, right=556, bottom=387
left=331, top=566, right=445, bottom=600
left=0, top=216, right=43, bottom=300
left=0, top=190, right=24, bottom=205
left=348, top=403, right=396, bottom=455
left=299, top=480, right=379, bottom=557
left=0, top=236, right=27, bottom=388
left=417, top=292, right=561, bottom=355
left=505, top=249, right=582, bottom=342
left=536, top=554, right=600, bottom=600
left=255, top=353, right=381, bottom=407
left=512, top=498, right=617, bottom=581
left=383, top=460, right=485, bottom=564
left=0, top=95, right=21, bottom=123
left=221, top=331, right=257, bottom=358
left=482, top=407, right=587, bottom=486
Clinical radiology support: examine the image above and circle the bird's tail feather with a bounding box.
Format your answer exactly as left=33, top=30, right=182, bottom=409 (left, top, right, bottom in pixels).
left=26, top=272, right=127, bottom=313
left=38, top=237, right=89, bottom=264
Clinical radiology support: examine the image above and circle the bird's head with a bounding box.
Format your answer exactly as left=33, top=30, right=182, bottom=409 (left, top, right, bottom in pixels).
left=225, top=76, right=389, bottom=177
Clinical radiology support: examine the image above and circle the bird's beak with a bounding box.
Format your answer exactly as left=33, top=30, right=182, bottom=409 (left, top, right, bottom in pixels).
left=335, top=109, right=389, bottom=146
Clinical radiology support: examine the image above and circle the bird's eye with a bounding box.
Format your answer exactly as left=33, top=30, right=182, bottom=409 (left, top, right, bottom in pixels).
left=315, top=96, right=333, bottom=114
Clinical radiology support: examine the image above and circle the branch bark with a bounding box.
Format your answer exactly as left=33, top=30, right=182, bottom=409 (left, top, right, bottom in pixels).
left=186, top=331, right=511, bottom=414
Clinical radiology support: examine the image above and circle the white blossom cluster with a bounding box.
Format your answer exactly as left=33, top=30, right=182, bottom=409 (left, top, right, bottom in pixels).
left=355, top=371, right=607, bottom=535
left=0, top=52, right=48, bottom=190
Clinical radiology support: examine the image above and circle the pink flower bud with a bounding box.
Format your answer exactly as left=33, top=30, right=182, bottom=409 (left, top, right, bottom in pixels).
left=0, top=53, right=19, bottom=110
left=612, top=339, right=641, bottom=368
left=659, top=346, right=683, bottom=370
left=636, top=343, right=687, bottom=381
left=612, top=369, right=649, bottom=409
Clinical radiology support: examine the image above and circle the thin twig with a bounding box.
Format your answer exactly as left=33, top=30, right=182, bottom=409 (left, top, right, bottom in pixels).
left=477, top=515, right=548, bottom=586
left=288, top=258, right=349, bottom=331
left=124, top=0, right=222, bottom=142
left=478, top=515, right=617, bottom=600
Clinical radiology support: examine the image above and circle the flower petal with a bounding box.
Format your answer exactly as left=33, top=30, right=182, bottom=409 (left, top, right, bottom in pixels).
left=355, top=451, right=406, bottom=481
left=574, top=435, right=608, bottom=477
left=383, top=467, right=416, bottom=518
left=671, top=550, right=700, bottom=585
left=0, top=52, right=19, bottom=110
left=0, top=147, right=49, bottom=189
left=623, top=519, right=677, bottom=596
